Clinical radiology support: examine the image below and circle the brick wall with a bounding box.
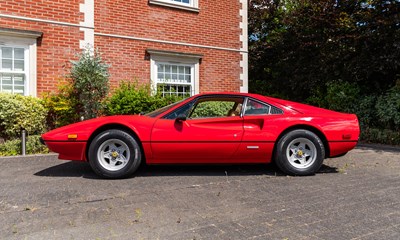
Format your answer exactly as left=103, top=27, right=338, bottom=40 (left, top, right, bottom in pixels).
left=95, top=0, right=242, bottom=92
left=0, top=0, right=243, bottom=95
left=95, top=35, right=241, bottom=92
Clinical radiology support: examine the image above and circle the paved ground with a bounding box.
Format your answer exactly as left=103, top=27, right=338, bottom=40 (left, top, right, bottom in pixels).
left=0, top=146, right=399, bottom=240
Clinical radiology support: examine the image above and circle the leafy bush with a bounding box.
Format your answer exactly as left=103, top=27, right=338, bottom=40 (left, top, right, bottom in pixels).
left=70, top=47, right=109, bottom=120
left=0, top=135, right=49, bottom=156
left=0, top=93, right=47, bottom=140
left=361, top=128, right=400, bottom=146
left=325, top=81, right=360, bottom=113
left=353, top=95, right=378, bottom=129
left=376, top=86, right=400, bottom=130
left=104, top=82, right=183, bottom=115
left=41, top=83, right=79, bottom=129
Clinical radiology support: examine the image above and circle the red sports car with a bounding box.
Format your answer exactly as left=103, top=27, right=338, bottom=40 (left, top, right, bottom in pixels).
left=41, top=93, right=359, bottom=178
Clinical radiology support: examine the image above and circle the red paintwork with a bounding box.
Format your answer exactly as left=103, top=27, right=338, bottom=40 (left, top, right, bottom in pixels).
left=41, top=92, right=360, bottom=164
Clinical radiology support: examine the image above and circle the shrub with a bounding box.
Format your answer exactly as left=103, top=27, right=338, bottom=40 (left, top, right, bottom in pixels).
left=0, top=135, right=49, bottom=156
left=41, top=83, right=80, bottom=129
left=325, top=80, right=360, bottom=113
left=104, top=82, right=183, bottom=115
left=352, top=94, right=378, bottom=129
left=361, top=128, right=400, bottom=146
left=0, top=93, right=47, bottom=140
left=70, top=47, right=109, bottom=120
left=375, top=86, right=400, bottom=130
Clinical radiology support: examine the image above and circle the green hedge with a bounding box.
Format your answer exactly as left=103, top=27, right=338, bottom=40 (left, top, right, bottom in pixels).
left=0, top=135, right=49, bottom=156
left=104, top=82, right=184, bottom=115
left=308, top=81, right=400, bottom=145
left=0, top=93, right=47, bottom=140
left=361, top=128, right=400, bottom=146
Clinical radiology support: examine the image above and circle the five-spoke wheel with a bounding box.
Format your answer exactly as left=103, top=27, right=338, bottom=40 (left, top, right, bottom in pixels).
left=275, top=129, right=324, bottom=175
left=88, top=129, right=142, bottom=178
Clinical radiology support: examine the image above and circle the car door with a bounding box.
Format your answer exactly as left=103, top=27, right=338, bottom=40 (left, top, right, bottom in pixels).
left=233, top=98, right=285, bottom=163
left=150, top=96, right=245, bottom=163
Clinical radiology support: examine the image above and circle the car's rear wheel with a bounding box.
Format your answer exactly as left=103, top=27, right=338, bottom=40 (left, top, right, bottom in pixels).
left=88, top=129, right=142, bottom=178
left=274, top=129, right=325, bottom=176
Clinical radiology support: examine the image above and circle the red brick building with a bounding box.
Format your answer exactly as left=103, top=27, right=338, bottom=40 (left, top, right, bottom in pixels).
left=0, top=0, right=248, bottom=97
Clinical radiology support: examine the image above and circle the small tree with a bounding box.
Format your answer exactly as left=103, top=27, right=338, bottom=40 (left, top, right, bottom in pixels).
left=70, top=47, right=109, bottom=120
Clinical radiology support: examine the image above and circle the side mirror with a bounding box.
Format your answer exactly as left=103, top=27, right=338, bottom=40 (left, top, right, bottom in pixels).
left=175, top=114, right=187, bottom=122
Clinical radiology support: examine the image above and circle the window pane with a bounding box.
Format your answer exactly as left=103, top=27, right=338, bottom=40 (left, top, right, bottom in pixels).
left=158, top=64, right=164, bottom=73
left=1, top=47, right=12, bottom=59
left=2, top=74, right=12, bottom=85
left=185, top=66, right=191, bottom=74
left=14, top=60, right=24, bottom=71
left=172, top=66, right=177, bottom=73
left=2, top=59, right=12, bottom=70
left=2, top=85, right=12, bottom=93
left=165, top=65, right=171, bottom=73
left=245, top=99, right=271, bottom=115
left=158, top=72, right=164, bottom=81
left=14, top=75, right=25, bottom=85
left=14, top=85, right=25, bottom=95
left=14, top=48, right=24, bottom=60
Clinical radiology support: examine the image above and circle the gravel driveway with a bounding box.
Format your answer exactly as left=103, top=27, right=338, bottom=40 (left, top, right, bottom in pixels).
left=0, top=145, right=399, bottom=239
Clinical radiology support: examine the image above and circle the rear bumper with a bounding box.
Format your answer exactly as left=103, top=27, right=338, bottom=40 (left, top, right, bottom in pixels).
left=328, top=141, right=358, bottom=158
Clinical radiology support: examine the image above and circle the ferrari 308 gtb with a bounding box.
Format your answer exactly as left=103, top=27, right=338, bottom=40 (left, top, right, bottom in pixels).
left=41, top=93, right=359, bottom=178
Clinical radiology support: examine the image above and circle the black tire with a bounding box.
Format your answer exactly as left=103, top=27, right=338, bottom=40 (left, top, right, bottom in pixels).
left=88, top=129, right=142, bottom=179
left=274, top=129, right=325, bottom=176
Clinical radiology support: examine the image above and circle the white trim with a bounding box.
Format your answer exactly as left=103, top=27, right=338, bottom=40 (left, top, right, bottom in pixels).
left=149, top=0, right=199, bottom=12
left=149, top=53, right=200, bottom=96
left=79, top=0, right=95, bottom=49
left=95, top=32, right=247, bottom=53
left=28, top=41, right=37, bottom=96
left=0, top=13, right=94, bottom=29
left=239, top=0, right=248, bottom=93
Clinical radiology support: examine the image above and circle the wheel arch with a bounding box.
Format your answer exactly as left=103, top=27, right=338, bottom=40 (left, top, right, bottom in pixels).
left=85, top=123, right=144, bottom=162
left=273, top=124, right=330, bottom=159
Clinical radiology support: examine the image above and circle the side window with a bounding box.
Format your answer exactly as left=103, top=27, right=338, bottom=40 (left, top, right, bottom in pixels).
left=163, top=100, right=195, bottom=119
left=244, top=99, right=271, bottom=115
left=163, top=96, right=244, bottom=120
left=189, top=97, right=243, bottom=119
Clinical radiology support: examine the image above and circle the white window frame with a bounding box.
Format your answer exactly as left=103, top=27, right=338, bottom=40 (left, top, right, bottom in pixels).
left=0, top=31, right=39, bottom=96
left=155, top=61, right=195, bottom=96
left=149, top=0, right=199, bottom=12
left=148, top=49, right=201, bottom=97
left=0, top=45, right=29, bottom=95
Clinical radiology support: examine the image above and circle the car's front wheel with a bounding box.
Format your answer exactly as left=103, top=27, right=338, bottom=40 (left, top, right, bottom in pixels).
left=88, top=129, right=142, bottom=178
left=274, top=129, right=325, bottom=176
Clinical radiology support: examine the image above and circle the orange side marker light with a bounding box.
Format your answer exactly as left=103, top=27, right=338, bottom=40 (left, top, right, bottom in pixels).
left=68, top=134, right=78, bottom=140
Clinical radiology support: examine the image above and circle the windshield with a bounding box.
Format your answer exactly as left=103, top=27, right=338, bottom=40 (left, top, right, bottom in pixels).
left=145, top=98, right=187, bottom=118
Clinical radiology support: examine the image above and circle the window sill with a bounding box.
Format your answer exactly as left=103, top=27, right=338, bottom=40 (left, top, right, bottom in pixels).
left=149, top=0, right=199, bottom=13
